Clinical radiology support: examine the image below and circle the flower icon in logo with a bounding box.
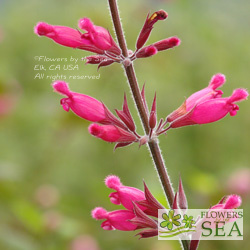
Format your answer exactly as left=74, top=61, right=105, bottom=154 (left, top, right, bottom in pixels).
left=160, top=209, right=181, bottom=230
left=182, top=214, right=195, bottom=228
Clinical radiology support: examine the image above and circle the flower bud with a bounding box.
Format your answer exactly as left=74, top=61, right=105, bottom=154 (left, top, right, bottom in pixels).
left=136, top=10, right=168, bottom=50
left=91, top=207, right=137, bottom=231
left=88, top=124, right=137, bottom=143
left=136, top=46, right=158, bottom=58
left=152, top=37, right=181, bottom=51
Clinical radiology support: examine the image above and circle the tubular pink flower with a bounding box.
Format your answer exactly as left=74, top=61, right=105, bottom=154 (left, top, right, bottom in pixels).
left=200, top=194, right=243, bottom=230
left=186, top=74, right=226, bottom=111
left=35, top=22, right=82, bottom=48
left=91, top=207, right=137, bottom=231
left=105, top=175, right=145, bottom=211
left=166, top=72, right=248, bottom=128
left=52, top=81, right=106, bottom=122
left=34, top=22, right=103, bottom=54
left=167, top=73, right=226, bottom=122
left=192, top=194, right=242, bottom=244
left=88, top=124, right=137, bottom=143
left=79, top=18, right=121, bottom=55
left=211, top=195, right=242, bottom=210
left=170, top=88, right=248, bottom=128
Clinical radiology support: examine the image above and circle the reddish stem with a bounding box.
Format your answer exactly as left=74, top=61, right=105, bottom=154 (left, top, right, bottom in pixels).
left=108, top=1, right=190, bottom=249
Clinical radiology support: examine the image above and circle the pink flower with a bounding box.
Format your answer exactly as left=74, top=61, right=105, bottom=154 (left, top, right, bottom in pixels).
left=52, top=81, right=106, bottom=122
left=105, top=175, right=145, bottom=211
left=91, top=207, right=137, bottom=231
left=35, top=22, right=101, bottom=54
left=211, top=195, right=242, bottom=210
left=35, top=19, right=121, bottom=55
left=88, top=124, right=137, bottom=143
left=207, top=195, right=241, bottom=226
left=167, top=74, right=248, bottom=128
left=136, top=10, right=168, bottom=50
left=92, top=177, right=162, bottom=238
left=205, top=195, right=242, bottom=228
left=190, top=194, right=242, bottom=247
left=167, top=73, right=226, bottom=122
left=79, top=18, right=120, bottom=55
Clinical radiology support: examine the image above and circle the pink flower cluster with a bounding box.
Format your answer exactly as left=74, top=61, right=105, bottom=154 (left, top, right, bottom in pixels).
left=34, top=11, right=180, bottom=68
left=35, top=18, right=121, bottom=55
left=92, top=175, right=164, bottom=238
left=52, top=81, right=139, bottom=146
left=166, top=74, right=248, bottom=129
left=134, top=10, right=180, bottom=60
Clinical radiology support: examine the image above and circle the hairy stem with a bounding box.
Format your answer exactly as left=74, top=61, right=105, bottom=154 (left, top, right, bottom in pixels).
left=108, top=0, right=174, bottom=208
left=108, top=1, right=189, bottom=249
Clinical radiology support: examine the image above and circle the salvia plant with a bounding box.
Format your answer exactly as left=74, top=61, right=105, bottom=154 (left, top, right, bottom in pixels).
left=35, top=1, right=247, bottom=249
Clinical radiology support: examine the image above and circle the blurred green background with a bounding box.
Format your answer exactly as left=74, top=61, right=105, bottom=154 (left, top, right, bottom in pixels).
left=0, top=0, right=249, bottom=249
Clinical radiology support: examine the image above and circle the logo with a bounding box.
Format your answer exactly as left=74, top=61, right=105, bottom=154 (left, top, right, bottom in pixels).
left=158, top=209, right=243, bottom=240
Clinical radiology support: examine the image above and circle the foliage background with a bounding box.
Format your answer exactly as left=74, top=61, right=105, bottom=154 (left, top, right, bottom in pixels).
left=0, top=0, right=249, bottom=249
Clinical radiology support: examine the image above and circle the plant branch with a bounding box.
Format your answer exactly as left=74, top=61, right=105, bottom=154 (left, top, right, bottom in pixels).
left=108, top=0, right=174, bottom=206
left=108, top=1, right=190, bottom=249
